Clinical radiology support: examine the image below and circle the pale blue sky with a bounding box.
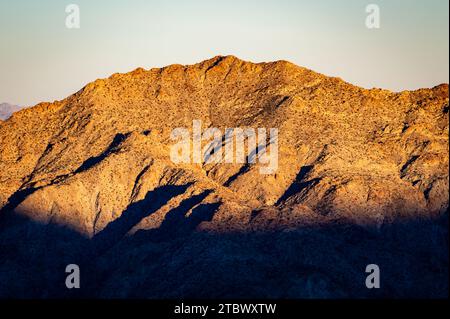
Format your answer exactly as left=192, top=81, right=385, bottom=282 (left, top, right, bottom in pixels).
left=0, top=0, right=448, bottom=106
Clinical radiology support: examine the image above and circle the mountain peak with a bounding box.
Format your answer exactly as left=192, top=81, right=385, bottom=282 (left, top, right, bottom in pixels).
left=0, top=103, right=24, bottom=120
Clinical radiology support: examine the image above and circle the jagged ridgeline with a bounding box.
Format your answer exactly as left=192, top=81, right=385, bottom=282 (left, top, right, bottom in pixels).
left=1, top=56, right=448, bottom=234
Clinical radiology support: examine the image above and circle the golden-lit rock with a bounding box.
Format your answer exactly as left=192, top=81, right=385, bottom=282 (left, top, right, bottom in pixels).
left=0, top=56, right=448, bottom=236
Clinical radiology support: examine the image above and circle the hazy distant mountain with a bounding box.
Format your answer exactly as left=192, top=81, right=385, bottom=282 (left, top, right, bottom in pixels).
left=0, top=103, right=23, bottom=120
left=0, top=56, right=448, bottom=298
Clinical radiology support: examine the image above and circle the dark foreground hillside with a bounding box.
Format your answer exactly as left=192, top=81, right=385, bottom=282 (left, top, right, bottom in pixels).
left=0, top=206, right=447, bottom=299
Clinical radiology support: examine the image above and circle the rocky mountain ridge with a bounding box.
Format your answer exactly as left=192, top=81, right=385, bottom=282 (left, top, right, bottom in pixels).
left=0, top=56, right=448, bottom=298
left=1, top=56, right=447, bottom=236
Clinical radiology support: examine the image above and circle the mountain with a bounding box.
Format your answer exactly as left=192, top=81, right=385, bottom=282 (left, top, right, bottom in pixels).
left=0, top=56, right=448, bottom=298
left=0, top=103, right=23, bottom=121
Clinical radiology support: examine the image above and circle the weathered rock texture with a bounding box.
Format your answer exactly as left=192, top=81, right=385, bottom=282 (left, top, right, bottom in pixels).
left=0, top=56, right=448, bottom=298
left=1, top=56, right=448, bottom=234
